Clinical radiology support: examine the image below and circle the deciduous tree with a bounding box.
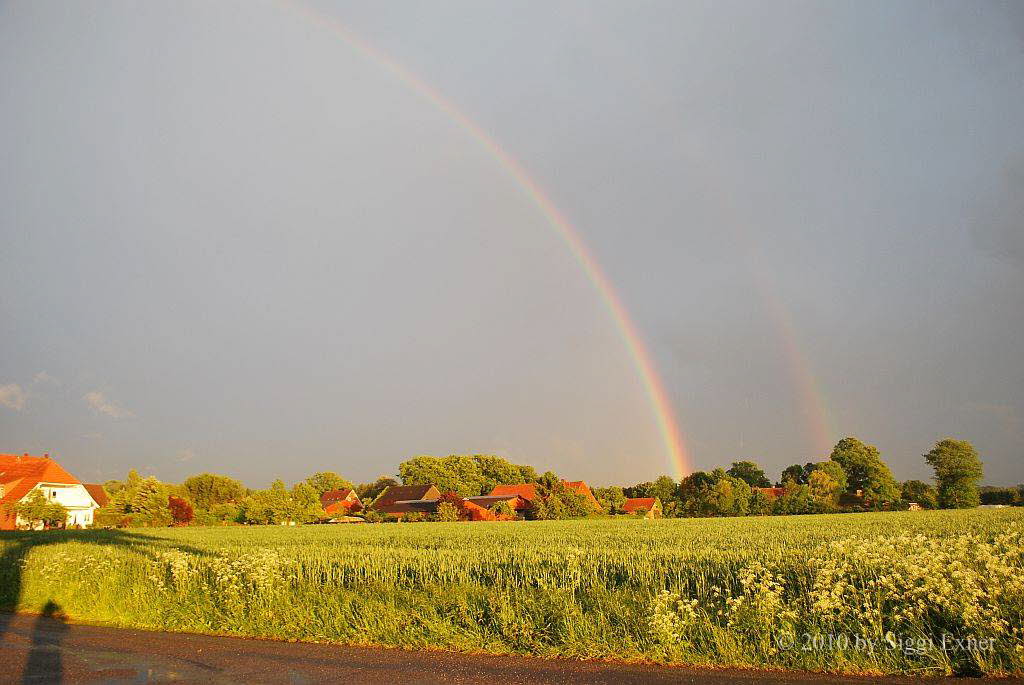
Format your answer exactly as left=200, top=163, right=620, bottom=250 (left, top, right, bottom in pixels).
left=924, top=438, right=983, bottom=509
left=900, top=480, right=938, bottom=509
left=727, top=461, right=771, bottom=488
left=304, top=471, right=353, bottom=496
left=829, top=437, right=899, bottom=505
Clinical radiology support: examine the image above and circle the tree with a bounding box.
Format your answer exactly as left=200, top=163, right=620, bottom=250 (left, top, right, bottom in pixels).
left=291, top=482, right=326, bottom=523
left=678, top=469, right=749, bottom=517
left=593, top=486, right=626, bottom=514
left=473, top=455, right=537, bottom=494
left=12, top=490, right=68, bottom=529
left=748, top=489, right=774, bottom=515
left=239, top=479, right=296, bottom=525
left=182, top=473, right=245, bottom=511
left=131, top=478, right=172, bottom=527
left=829, top=437, right=899, bottom=505
left=555, top=488, right=592, bottom=518
left=357, top=476, right=398, bottom=504
left=168, top=495, right=194, bottom=526
left=677, top=471, right=717, bottom=516
left=526, top=497, right=550, bottom=521
left=434, top=502, right=461, bottom=522
left=901, top=480, right=938, bottom=509
left=623, top=481, right=654, bottom=499
left=924, top=438, right=983, bottom=509
left=807, top=470, right=840, bottom=511
left=537, top=471, right=561, bottom=492
left=979, top=486, right=1017, bottom=506
left=399, top=455, right=484, bottom=496
left=304, top=471, right=354, bottom=496
left=773, top=481, right=814, bottom=515
left=489, top=500, right=516, bottom=520
left=779, top=464, right=809, bottom=486
left=651, top=475, right=680, bottom=503
left=811, top=461, right=848, bottom=495
left=727, top=461, right=771, bottom=488
left=708, top=473, right=751, bottom=516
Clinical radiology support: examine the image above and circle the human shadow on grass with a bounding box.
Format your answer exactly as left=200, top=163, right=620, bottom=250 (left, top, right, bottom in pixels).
left=0, top=529, right=211, bottom=682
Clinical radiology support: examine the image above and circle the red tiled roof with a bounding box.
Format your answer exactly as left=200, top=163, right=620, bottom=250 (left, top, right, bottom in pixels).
left=0, top=454, right=80, bottom=508
left=757, top=487, right=785, bottom=498
left=83, top=483, right=109, bottom=508
left=324, top=499, right=362, bottom=516
left=622, top=497, right=657, bottom=513
left=320, top=489, right=357, bottom=506
left=489, top=484, right=539, bottom=504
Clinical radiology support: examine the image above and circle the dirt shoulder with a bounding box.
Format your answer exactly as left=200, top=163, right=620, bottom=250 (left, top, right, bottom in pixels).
left=0, top=613, right=1008, bottom=684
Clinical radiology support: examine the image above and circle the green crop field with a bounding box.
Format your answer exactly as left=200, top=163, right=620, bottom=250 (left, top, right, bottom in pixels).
left=2, top=509, right=1022, bottom=676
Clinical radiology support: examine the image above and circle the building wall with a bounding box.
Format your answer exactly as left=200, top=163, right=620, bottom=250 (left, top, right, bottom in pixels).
left=16, top=483, right=99, bottom=529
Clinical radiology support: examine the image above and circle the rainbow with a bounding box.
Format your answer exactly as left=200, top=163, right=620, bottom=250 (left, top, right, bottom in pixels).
left=279, top=0, right=691, bottom=478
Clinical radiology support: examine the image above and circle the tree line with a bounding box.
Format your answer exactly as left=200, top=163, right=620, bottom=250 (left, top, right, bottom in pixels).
left=73, top=435, right=1012, bottom=529
left=601, top=436, right=995, bottom=518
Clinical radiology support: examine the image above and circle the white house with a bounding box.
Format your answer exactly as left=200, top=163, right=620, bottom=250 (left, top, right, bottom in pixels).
left=0, top=453, right=105, bottom=530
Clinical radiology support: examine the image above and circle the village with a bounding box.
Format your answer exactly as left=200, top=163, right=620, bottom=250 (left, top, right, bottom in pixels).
left=7, top=441, right=1003, bottom=532
left=0, top=452, right=668, bottom=530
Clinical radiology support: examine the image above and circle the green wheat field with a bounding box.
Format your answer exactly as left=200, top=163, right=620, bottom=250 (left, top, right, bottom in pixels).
left=2, top=509, right=1022, bottom=676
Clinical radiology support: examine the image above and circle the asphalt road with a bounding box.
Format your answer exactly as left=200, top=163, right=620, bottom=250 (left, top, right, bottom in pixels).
left=0, top=613, right=1007, bottom=684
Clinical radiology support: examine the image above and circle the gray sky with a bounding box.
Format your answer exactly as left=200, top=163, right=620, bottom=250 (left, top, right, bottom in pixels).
left=2, top=0, right=1022, bottom=488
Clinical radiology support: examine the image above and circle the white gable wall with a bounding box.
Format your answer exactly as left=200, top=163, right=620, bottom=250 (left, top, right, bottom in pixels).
left=17, top=482, right=99, bottom=529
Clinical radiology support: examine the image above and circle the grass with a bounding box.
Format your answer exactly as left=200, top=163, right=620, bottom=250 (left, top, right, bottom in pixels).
left=2, top=508, right=1022, bottom=676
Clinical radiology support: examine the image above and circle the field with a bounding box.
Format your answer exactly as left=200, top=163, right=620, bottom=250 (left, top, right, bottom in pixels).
left=2, top=509, right=1022, bottom=676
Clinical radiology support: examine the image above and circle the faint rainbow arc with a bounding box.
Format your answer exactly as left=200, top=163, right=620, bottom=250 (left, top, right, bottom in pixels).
left=281, top=0, right=692, bottom=477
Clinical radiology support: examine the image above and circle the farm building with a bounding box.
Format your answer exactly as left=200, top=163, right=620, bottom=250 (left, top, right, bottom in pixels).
left=622, top=497, right=662, bottom=518
left=489, top=481, right=601, bottom=512
left=83, top=483, right=109, bottom=508
left=320, top=488, right=361, bottom=517
left=463, top=494, right=525, bottom=518
left=488, top=484, right=540, bottom=510
left=0, top=453, right=105, bottom=530
left=372, top=484, right=441, bottom=519
left=757, top=487, right=785, bottom=498
left=561, top=480, right=602, bottom=510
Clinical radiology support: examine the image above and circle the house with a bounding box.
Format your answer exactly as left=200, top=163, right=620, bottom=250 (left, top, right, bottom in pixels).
left=320, top=488, right=361, bottom=517
left=0, top=453, right=101, bottom=530
left=756, top=487, right=785, bottom=499
left=463, top=494, right=526, bottom=518
left=459, top=499, right=495, bottom=521
left=488, top=484, right=540, bottom=511
left=83, top=483, right=109, bottom=508
left=372, top=484, right=441, bottom=519
left=488, top=481, right=601, bottom=512
left=561, top=480, right=602, bottom=510
left=622, top=497, right=662, bottom=518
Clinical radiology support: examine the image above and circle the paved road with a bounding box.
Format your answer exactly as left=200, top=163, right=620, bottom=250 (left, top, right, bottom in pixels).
left=0, top=613, right=1005, bottom=684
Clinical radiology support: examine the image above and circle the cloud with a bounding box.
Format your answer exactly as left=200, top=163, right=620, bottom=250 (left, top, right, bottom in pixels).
left=0, top=384, right=27, bottom=410
left=84, top=391, right=134, bottom=419
left=177, top=448, right=196, bottom=463
left=81, top=432, right=104, bottom=440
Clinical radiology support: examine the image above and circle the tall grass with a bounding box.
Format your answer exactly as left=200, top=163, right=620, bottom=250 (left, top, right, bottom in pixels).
left=2, top=509, right=1021, bottom=675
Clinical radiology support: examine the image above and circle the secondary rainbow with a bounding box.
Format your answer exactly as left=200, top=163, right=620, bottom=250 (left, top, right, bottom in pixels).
left=280, top=0, right=691, bottom=477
